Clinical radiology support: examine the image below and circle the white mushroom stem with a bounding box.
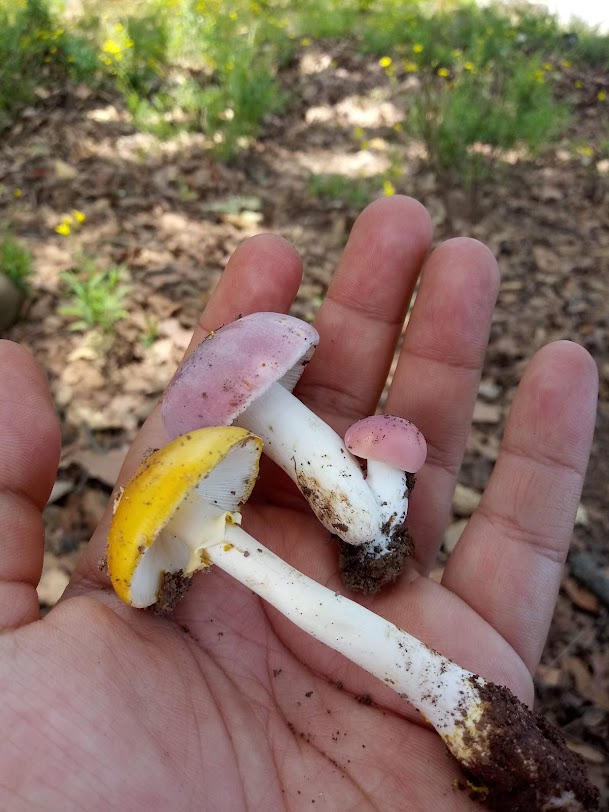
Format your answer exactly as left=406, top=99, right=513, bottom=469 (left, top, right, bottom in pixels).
left=364, top=460, right=409, bottom=536
left=169, top=494, right=494, bottom=767
left=216, top=522, right=480, bottom=748
left=233, top=382, right=405, bottom=548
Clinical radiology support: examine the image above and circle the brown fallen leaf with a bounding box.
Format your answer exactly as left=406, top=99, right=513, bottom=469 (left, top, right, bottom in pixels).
left=564, top=655, right=609, bottom=711
left=567, top=741, right=606, bottom=766
left=75, top=446, right=129, bottom=488
left=472, top=400, right=502, bottom=424
left=562, top=575, right=601, bottom=614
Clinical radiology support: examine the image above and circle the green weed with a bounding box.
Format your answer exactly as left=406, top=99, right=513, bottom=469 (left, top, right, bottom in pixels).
left=307, top=172, right=380, bottom=209
left=0, top=230, right=33, bottom=292
left=59, top=260, right=131, bottom=333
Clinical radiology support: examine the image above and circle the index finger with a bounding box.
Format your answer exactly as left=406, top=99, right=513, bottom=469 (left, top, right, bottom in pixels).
left=297, top=196, right=432, bottom=432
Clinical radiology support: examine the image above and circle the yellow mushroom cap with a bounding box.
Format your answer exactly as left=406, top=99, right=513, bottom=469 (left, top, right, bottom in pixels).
left=107, top=426, right=262, bottom=608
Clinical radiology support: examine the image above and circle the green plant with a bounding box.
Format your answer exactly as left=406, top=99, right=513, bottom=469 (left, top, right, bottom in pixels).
left=307, top=172, right=380, bottom=209
left=0, top=230, right=33, bottom=292
left=405, top=51, right=569, bottom=218
left=0, top=0, right=100, bottom=129
left=59, top=260, right=131, bottom=333
left=140, top=315, right=159, bottom=348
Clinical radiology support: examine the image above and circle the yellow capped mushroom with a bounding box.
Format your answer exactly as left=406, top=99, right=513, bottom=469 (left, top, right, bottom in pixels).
left=107, top=426, right=262, bottom=608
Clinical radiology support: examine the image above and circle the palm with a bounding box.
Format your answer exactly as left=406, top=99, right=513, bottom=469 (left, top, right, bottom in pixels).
left=0, top=198, right=597, bottom=811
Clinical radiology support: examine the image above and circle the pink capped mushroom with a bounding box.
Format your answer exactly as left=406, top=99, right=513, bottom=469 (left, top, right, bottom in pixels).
left=340, top=415, right=427, bottom=592
left=162, top=312, right=426, bottom=592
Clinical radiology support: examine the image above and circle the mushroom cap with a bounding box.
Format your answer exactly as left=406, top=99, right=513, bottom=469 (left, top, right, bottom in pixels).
left=344, top=415, right=427, bottom=474
left=107, top=426, right=262, bottom=607
left=162, top=312, right=319, bottom=440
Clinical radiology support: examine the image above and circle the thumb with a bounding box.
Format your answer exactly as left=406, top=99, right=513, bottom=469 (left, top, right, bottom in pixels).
left=0, top=340, right=60, bottom=630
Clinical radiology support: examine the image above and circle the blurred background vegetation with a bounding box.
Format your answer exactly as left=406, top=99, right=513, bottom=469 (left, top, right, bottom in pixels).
left=1, top=0, right=607, bottom=158
left=2, top=0, right=608, bottom=329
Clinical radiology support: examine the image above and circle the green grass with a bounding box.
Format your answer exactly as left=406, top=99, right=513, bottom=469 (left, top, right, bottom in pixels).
left=0, top=230, right=33, bottom=292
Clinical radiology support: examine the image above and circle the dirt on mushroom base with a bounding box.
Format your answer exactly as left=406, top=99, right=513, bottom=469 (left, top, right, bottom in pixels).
left=154, top=569, right=192, bottom=614
left=338, top=472, right=416, bottom=593
left=456, top=680, right=599, bottom=811
left=338, top=527, right=414, bottom=593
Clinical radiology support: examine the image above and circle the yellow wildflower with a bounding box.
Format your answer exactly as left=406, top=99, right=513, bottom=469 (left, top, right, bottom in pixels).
left=437, top=67, right=450, bottom=78
left=379, top=56, right=392, bottom=68
left=55, top=223, right=71, bottom=236
left=300, top=37, right=312, bottom=46
left=383, top=180, right=396, bottom=196
left=103, top=39, right=122, bottom=56
left=543, top=62, right=552, bottom=71
left=561, top=59, right=572, bottom=68
left=13, top=188, right=23, bottom=198
left=72, top=210, right=86, bottom=223
left=578, top=146, right=594, bottom=158
left=403, top=60, right=418, bottom=73
left=413, top=43, right=423, bottom=53
left=575, top=80, right=583, bottom=89
left=598, top=91, right=607, bottom=102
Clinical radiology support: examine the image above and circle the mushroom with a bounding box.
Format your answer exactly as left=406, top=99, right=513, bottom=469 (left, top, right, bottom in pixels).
left=161, top=312, right=426, bottom=592
left=107, top=426, right=598, bottom=812
left=340, top=415, right=427, bottom=593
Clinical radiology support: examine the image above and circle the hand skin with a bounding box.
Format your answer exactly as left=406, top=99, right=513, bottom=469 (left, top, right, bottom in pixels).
left=0, top=197, right=598, bottom=811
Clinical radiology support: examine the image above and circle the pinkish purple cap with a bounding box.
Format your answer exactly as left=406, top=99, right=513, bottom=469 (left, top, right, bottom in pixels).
left=162, top=312, right=319, bottom=440
left=344, top=415, right=427, bottom=473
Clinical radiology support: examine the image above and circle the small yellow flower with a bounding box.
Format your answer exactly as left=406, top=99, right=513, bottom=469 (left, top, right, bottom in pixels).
left=353, top=126, right=364, bottom=141
left=55, top=223, right=71, bottom=236
left=413, top=43, right=424, bottom=54
left=229, top=11, right=238, bottom=21
left=13, top=188, right=23, bottom=198
left=561, top=59, right=572, bottom=68
left=72, top=210, right=86, bottom=223
left=392, top=122, right=403, bottom=132
left=575, top=80, right=583, bottom=89
left=383, top=180, right=396, bottom=196
left=403, top=60, right=418, bottom=73
left=452, top=49, right=463, bottom=58
left=578, top=146, right=594, bottom=158
left=379, top=56, right=392, bottom=68
left=598, top=91, right=607, bottom=102
left=543, top=62, right=552, bottom=71
left=437, top=67, right=450, bottom=78
left=300, top=37, right=311, bottom=46
left=464, top=61, right=474, bottom=72
left=115, top=23, right=124, bottom=32
left=103, top=39, right=122, bottom=56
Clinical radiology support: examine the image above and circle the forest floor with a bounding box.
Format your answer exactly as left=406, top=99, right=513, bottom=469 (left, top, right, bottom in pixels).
left=2, top=41, right=608, bottom=804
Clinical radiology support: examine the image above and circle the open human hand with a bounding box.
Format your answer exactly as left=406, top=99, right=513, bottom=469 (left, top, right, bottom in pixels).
left=0, top=197, right=598, bottom=810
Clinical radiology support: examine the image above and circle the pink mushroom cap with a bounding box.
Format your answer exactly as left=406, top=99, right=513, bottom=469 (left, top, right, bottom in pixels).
left=344, top=415, right=427, bottom=474
left=162, top=312, right=319, bottom=440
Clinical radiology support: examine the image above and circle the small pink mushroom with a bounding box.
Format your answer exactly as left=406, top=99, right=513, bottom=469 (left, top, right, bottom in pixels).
left=339, top=415, right=427, bottom=593
left=345, top=415, right=427, bottom=474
